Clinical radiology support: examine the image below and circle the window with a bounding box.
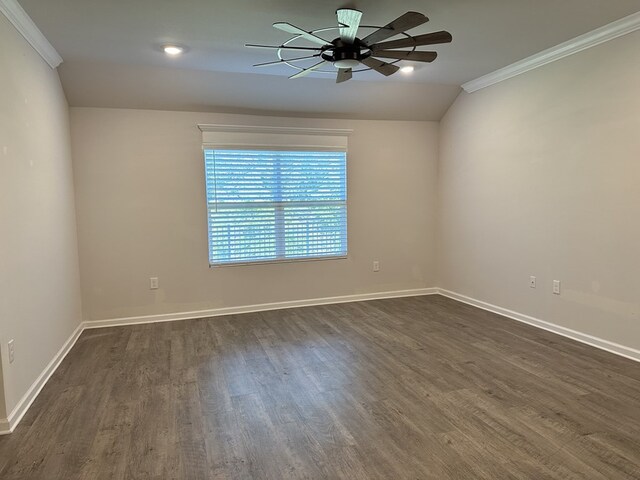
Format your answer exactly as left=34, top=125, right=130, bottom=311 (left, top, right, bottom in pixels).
left=204, top=148, right=347, bottom=266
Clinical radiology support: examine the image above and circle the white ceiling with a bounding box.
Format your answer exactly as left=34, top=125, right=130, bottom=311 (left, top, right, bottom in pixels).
left=18, top=0, right=640, bottom=120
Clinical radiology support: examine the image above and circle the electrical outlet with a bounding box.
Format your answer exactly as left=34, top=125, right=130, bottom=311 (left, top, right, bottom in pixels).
left=150, top=277, right=159, bottom=290
left=373, top=260, right=380, bottom=272
left=8, top=339, right=15, bottom=364
left=553, top=280, right=561, bottom=295
left=529, top=276, right=536, bottom=288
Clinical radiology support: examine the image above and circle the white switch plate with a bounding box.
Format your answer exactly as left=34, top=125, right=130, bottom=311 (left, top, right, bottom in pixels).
left=150, top=277, right=159, bottom=290
left=373, top=261, right=380, bottom=272
left=529, top=276, right=536, bottom=288
left=553, top=280, right=561, bottom=295
left=8, top=339, right=15, bottom=363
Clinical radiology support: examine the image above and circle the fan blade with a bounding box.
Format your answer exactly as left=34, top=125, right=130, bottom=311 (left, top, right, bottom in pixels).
left=273, top=22, right=329, bottom=46
left=370, top=31, right=452, bottom=50
left=253, top=54, right=320, bottom=67
left=289, top=60, right=327, bottom=79
left=246, top=44, right=323, bottom=51
left=361, top=57, right=400, bottom=76
left=336, top=8, right=363, bottom=44
left=336, top=68, right=352, bottom=83
left=361, top=11, right=428, bottom=46
left=371, top=50, right=437, bottom=63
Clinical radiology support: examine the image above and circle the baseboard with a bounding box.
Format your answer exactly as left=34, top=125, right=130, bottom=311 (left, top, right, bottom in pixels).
left=83, top=288, right=439, bottom=330
left=0, top=322, right=84, bottom=435
left=0, top=287, right=436, bottom=435
left=437, top=289, right=640, bottom=363
left=0, top=417, right=11, bottom=435
left=3, top=285, right=637, bottom=435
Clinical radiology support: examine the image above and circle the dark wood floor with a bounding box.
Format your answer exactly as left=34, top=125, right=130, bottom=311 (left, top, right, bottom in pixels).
left=1, top=295, right=639, bottom=479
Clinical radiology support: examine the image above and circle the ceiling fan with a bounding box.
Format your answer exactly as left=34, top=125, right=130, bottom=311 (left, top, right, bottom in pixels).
left=246, top=9, right=452, bottom=83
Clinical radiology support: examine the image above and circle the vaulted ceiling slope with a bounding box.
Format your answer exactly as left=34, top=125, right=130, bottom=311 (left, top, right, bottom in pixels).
left=18, top=0, right=640, bottom=120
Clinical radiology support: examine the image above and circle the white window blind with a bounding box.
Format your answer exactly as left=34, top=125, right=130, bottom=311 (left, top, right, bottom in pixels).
left=205, top=149, right=347, bottom=265
left=199, top=124, right=350, bottom=267
left=204, top=148, right=348, bottom=266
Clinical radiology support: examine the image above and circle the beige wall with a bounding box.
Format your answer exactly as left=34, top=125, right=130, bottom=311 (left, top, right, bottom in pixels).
left=0, top=15, right=82, bottom=419
left=71, top=108, right=439, bottom=321
left=438, top=31, right=640, bottom=349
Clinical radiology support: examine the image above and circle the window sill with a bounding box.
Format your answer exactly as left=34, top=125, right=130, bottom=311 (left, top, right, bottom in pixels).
left=209, top=255, right=348, bottom=268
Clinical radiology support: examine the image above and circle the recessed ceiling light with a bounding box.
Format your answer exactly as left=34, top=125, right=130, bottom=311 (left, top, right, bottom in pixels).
left=163, top=45, right=184, bottom=56
left=400, top=65, right=415, bottom=74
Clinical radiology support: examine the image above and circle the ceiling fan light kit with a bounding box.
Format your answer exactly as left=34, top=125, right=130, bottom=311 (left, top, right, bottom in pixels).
left=247, top=9, right=452, bottom=83
left=333, top=58, right=360, bottom=69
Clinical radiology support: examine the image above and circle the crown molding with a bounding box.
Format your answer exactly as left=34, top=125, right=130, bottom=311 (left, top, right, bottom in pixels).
left=197, top=124, right=353, bottom=136
left=462, top=11, right=640, bottom=93
left=0, top=0, right=63, bottom=68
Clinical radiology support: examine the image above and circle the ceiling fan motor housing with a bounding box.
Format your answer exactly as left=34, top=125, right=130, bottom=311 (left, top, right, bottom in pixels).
left=322, top=39, right=371, bottom=68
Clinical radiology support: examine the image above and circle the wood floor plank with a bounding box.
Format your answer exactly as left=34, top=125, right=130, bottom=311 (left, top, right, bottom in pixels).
left=1, top=295, right=639, bottom=479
